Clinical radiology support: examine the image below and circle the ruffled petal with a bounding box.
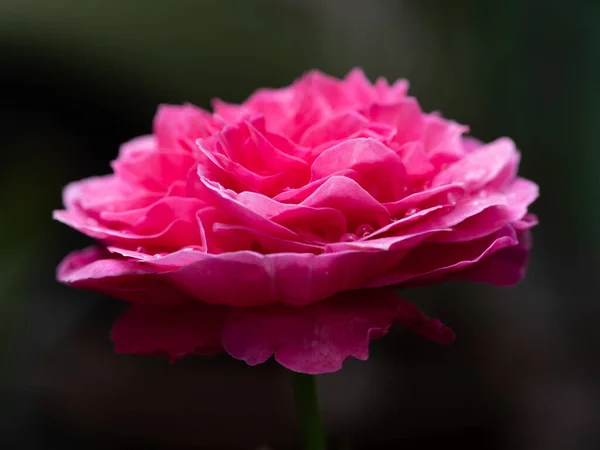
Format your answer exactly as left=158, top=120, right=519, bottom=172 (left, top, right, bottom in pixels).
left=110, top=289, right=453, bottom=373
left=366, top=225, right=521, bottom=288
left=310, top=138, right=411, bottom=202
left=154, top=103, right=223, bottom=150
left=450, top=226, right=534, bottom=286
left=300, top=175, right=392, bottom=230
left=362, top=97, right=423, bottom=145
left=54, top=196, right=203, bottom=249
left=432, top=137, right=519, bottom=192
left=157, top=249, right=407, bottom=307
left=222, top=288, right=454, bottom=374
left=423, top=114, right=468, bottom=167
left=61, top=174, right=156, bottom=215
left=57, top=247, right=191, bottom=305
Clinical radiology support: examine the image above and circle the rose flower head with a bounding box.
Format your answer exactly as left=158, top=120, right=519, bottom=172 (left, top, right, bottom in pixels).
left=54, top=69, right=538, bottom=374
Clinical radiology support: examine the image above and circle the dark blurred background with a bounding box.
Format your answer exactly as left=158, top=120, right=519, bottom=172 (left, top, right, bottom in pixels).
left=1, top=0, right=599, bottom=449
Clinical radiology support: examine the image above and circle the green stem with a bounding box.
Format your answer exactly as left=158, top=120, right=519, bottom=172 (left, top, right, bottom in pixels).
left=293, top=372, right=326, bottom=450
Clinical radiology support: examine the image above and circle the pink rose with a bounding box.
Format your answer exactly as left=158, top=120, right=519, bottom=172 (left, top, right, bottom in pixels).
left=54, top=69, right=538, bottom=374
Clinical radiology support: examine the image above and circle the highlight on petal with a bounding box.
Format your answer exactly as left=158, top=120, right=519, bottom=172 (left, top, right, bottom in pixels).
left=221, top=288, right=454, bottom=374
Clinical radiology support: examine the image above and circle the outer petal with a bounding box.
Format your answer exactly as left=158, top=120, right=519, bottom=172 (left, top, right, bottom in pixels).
left=60, top=174, right=157, bottom=215
left=112, top=302, right=226, bottom=359
left=450, top=225, right=535, bottom=286
left=57, top=247, right=192, bottom=305
left=110, top=289, right=453, bottom=374
left=138, top=227, right=439, bottom=307
left=157, top=249, right=407, bottom=307
left=366, top=225, right=521, bottom=288
left=432, top=137, right=519, bottom=192
left=222, top=288, right=454, bottom=374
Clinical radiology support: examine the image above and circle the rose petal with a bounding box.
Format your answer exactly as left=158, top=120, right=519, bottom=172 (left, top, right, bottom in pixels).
left=427, top=177, right=539, bottom=242
left=110, top=289, right=453, bottom=373
left=112, top=146, right=197, bottom=192
left=366, top=225, right=520, bottom=287
left=57, top=247, right=191, bottom=305
left=154, top=103, right=223, bottom=150
left=234, top=190, right=347, bottom=243
left=423, top=114, right=468, bottom=167
left=432, top=137, right=519, bottom=192
left=362, top=98, right=423, bottom=145
left=310, top=138, right=411, bottom=202
left=300, top=175, right=392, bottom=230
left=61, top=174, right=158, bottom=215
left=218, top=121, right=310, bottom=180
left=299, top=112, right=369, bottom=147
left=112, top=302, right=226, bottom=359
left=54, top=200, right=203, bottom=249
left=449, top=228, right=534, bottom=286
left=196, top=176, right=310, bottom=243
left=222, top=288, right=454, bottom=374
left=384, top=184, right=466, bottom=218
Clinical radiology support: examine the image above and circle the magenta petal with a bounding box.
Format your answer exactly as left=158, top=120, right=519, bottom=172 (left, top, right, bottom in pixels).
left=362, top=98, right=423, bottom=145
left=112, top=302, right=226, bottom=359
left=112, top=147, right=197, bottom=192
left=451, top=228, right=534, bottom=286
left=299, top=112, right=369, bottom=147
left=57, top=247, right=191, bottom=305
left=423, top=114, right=468, bottom=167
left=301, top=175, right=391, bottom=229
left=153, top=103, right=223, bottom=150
left=139, top=245, right=416, bottom=307
left=196, top=176, right=308, bottom=243
left=222, top=288, right=454, bottom=374
left=60, top=174, right=155, bottom=214
left=366, top=225, right=520, bottom=288
left=310, top=138, right=411, bottom=202
left=432, top=137, right=519, bottom=192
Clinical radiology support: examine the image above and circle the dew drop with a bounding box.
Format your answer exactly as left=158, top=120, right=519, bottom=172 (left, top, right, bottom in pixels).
left=136, top=246, right=145, bottom=253
left=355, top=224, right=375, bottom=237
left=447, top=192, right=457, bottom=205
left=340, top=232, right=358, bottom=242
left=405, top=208, right=420, bottom=216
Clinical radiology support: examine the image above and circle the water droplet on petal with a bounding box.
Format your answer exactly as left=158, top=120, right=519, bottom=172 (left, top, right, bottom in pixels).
left=447, top=192, right=457, bottom=205
left=355, top=224, right=375, bottom=237
left=340, top=232, right=358, bottom=242
left=136, top=246, right=145, bottom=253
left=405, top=208, right=420, bottom=216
